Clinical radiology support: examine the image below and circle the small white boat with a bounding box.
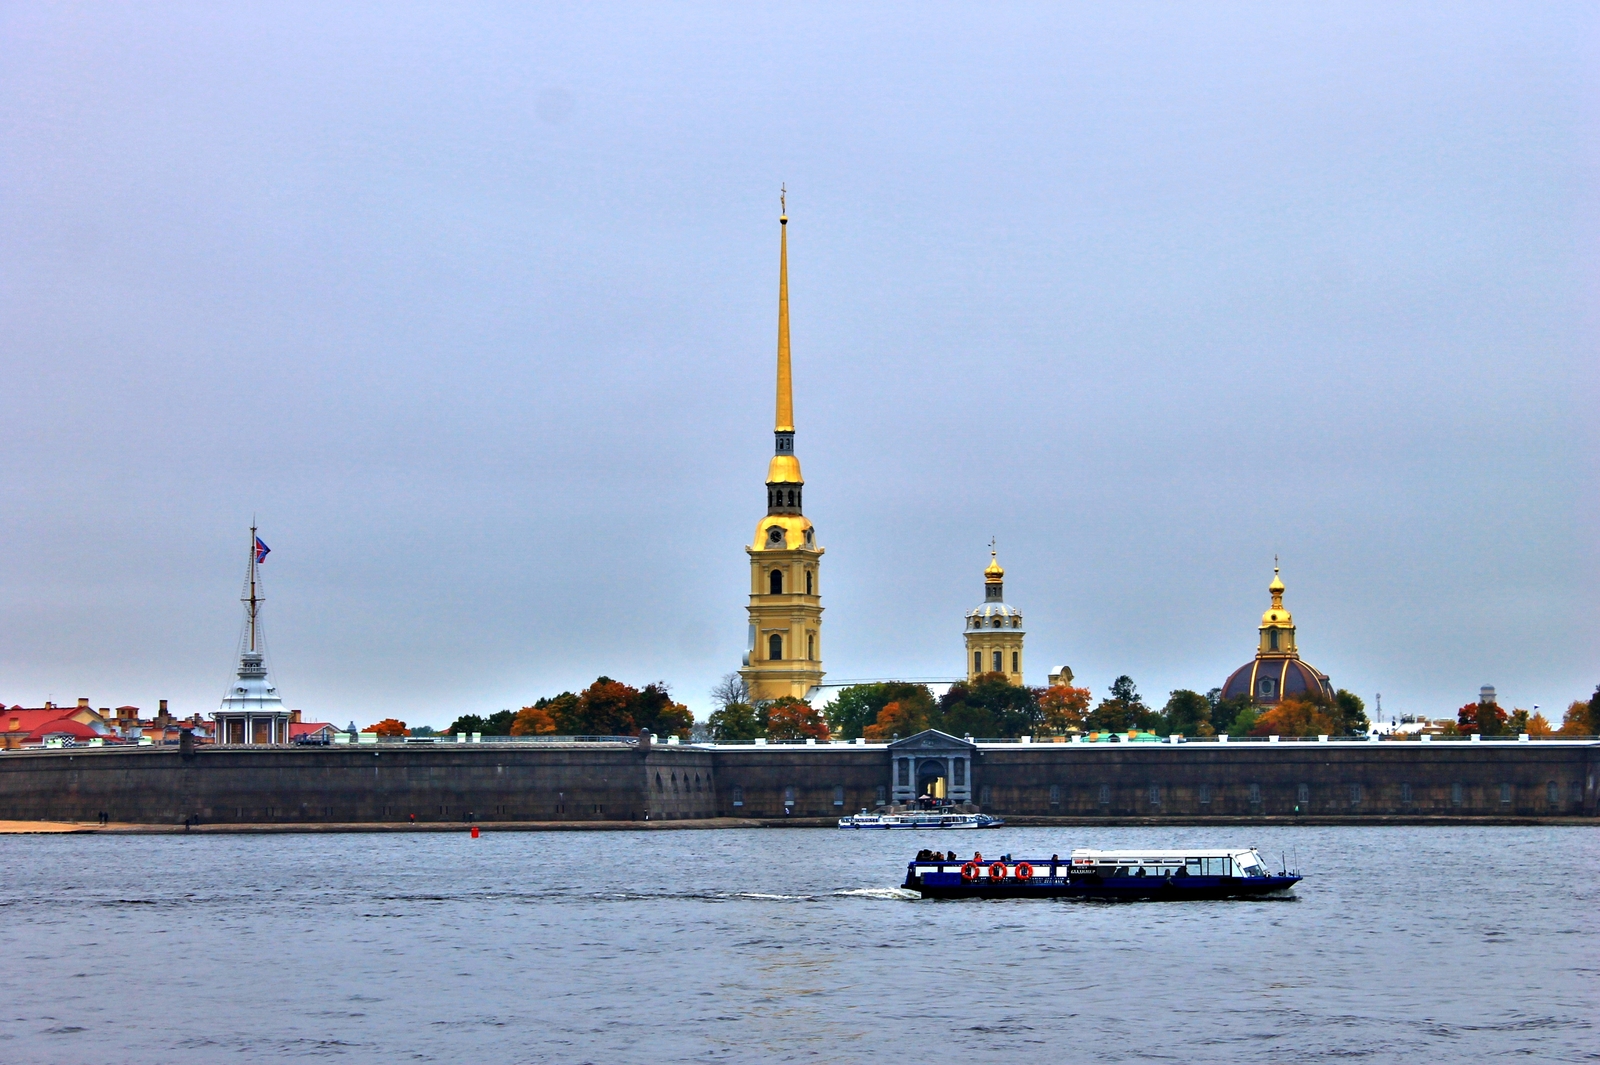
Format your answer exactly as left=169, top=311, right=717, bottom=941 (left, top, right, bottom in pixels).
left=838, top=809, right=1004, bottom=829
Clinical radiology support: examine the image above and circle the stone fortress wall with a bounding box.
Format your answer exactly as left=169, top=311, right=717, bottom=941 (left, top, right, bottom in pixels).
left=0, top=738, right=1594, bottom=825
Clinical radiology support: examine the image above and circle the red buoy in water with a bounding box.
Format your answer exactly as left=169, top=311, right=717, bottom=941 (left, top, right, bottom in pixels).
left=470, top=825, right=479, bottom=838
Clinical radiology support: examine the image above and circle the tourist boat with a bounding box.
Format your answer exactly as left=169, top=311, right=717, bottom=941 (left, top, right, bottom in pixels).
left=838, top=808, right=1004, bottom=829
left=903, top=847, right=1301, bottom=899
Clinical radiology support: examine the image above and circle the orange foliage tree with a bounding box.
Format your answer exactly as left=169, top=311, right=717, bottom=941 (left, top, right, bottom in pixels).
left=363, top=718, right=408, bottom=737
left=1249, top=699, right=1337, bottom=738
left=1558, top=697, right=1597, bottom=736
left=511, top=705, right=557, bottom=736
left=863, top=700, right=926, bottom=741
left=766, top=698, right=830, bottom=742
left=1039, top=685, right=1092, bottom=734
left=1457, top=700, right=1507, bottom=736
left=1526, top=712, right=1553, bottom=736
left=577, top=677, right=638, bottom=735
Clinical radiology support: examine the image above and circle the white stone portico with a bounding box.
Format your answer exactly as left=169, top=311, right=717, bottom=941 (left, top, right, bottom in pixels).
left=887, top=729, right=976, bottom=805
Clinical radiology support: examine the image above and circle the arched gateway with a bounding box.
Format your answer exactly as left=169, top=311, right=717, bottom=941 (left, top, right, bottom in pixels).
left=888, top=730, right=976, bottom=806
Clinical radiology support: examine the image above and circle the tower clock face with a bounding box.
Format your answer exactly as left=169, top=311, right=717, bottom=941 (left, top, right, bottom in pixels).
left=768, top=527, right=783, bottom=545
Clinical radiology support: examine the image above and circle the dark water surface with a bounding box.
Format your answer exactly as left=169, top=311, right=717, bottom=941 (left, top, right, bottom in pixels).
left=0, top=825, right=1594, bottom=1063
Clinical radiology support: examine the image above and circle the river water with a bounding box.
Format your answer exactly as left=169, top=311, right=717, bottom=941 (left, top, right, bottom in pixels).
left=0, top=825, right=1593, bottom=1063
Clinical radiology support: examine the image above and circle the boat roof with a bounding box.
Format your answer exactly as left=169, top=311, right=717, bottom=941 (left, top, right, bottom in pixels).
left=1069, top=848, right=1259, bottom=859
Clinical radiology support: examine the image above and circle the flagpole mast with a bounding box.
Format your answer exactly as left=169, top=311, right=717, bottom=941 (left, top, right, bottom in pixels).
left=247, top=521, right=259, bottom=653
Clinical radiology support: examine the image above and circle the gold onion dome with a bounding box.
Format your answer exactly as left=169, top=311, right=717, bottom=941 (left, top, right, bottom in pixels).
left=984, top=551, right=1005, bottom=582
left=1262, top=565, right=1292, bottom=626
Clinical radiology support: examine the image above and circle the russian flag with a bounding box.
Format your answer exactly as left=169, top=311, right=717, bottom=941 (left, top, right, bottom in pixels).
left=255, top=536, right=271, bottom=563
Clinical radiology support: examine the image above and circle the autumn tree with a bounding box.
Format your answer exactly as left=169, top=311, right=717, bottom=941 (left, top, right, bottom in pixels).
left=364, top=718, right=409, bottom=737
left=1039, top=685, right=1092, bottom=734
left=766, top=697, right=829, bottom=742
left=1249, top=698, right=1338, bottom=738
left=511, top=705, right=557, bottom=736
left=863, top=699, right=929, bottom=741
left=1504, top=709, right=1530, bottom=735
left=573, top=677, right=637, bottom=735
left=1457, top=700, right=1507, bottom=737
left=1527, top=711, right=1554, bottom=736
left=1558, top=698, right=1596, bottom=736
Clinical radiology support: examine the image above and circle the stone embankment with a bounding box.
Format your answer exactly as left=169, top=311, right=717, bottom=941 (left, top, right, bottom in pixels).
left=0, top=737, right=1594, bottom=827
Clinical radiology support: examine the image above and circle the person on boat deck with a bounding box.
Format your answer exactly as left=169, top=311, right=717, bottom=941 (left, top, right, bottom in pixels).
left=946, top=850, right=956, bottom=860
left=1136, top=867, right=1147, bottom=877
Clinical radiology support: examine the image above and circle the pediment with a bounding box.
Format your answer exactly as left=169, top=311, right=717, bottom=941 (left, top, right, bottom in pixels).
left=887, top=729, right=975, bottom=752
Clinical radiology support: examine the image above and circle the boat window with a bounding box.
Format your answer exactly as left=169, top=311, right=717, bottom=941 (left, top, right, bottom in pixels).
left=1186, top=858, right=1202, bottom=876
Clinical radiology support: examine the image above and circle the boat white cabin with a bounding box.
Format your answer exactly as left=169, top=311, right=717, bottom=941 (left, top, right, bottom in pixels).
left=1068, top=848, right=1276, bottom=878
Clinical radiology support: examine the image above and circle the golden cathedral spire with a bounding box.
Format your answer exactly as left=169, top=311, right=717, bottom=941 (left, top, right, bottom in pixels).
left=741, top=193, right=824, bottom=704
left=775, top=185, right=794, bottom=435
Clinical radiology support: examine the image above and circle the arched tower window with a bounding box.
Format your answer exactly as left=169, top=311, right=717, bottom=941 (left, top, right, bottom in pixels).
left=769, top=633, right=783, bottom=661
left=1012, top=651, right=1019, bottom=673
left=805, top=570, right=813, bottom=595
left=974, top=651, right=982, bottom=673
left=769, top=569, right=783, bottom=595
left=992, top=650, right=1002, bottom=672
left=807, top=632, right=815, bottom=660
left=1269, top=628, right=1279, bottom=651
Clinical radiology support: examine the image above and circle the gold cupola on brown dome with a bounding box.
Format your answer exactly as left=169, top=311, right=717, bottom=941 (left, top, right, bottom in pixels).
left=1221, top=562, right=1332, bottom=707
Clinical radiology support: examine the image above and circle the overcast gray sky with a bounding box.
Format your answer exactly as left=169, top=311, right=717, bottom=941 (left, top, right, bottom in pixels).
left=2, top=2, right=1595, bottom=728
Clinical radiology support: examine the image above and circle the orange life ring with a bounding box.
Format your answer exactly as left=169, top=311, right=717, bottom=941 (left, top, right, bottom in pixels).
left=960, top=862, right=978, bottom=881
left=1016, top=862, right=1034, bottom=880
left=989, top=861, right=1007, bottom=881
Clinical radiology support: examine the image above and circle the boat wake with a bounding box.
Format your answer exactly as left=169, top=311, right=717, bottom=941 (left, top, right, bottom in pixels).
left=833, top=887, right=920, bottom=901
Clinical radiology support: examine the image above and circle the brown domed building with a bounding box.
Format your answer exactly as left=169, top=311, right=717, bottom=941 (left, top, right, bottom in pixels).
left=1221, top=566, right=1332, bottom=705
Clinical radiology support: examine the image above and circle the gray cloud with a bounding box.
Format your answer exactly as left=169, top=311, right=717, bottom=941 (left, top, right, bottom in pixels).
left=0, top=2, right=1594, bottom=728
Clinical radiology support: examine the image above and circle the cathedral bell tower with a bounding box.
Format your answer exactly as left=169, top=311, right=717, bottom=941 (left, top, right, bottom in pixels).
left=739, top=195, right=824, bottom=703
left=964, top=548, right=1024, bottom=685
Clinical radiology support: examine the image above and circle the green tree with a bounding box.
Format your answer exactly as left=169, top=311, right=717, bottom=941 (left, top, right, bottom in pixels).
left=447, top=714, right=489, bottom=735
left=1208, top=688, right=1255, bottom=737
left=932, top=674, right=1041, bottom=738
left=1162, top=690, right=1212, bottom=737
left=1227, top=705, right=1259, bottom=736
left=633, top=682, right=692, bottom=739
left=1332, top=690, right=1371, bottom=736
left=539, top=692, right=581, bottom=733
left=825, top=683, right=934, bottom=740
left=1086, top=676, right=1156, bottom=734
left=707, top=702, right=761, bottom=743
